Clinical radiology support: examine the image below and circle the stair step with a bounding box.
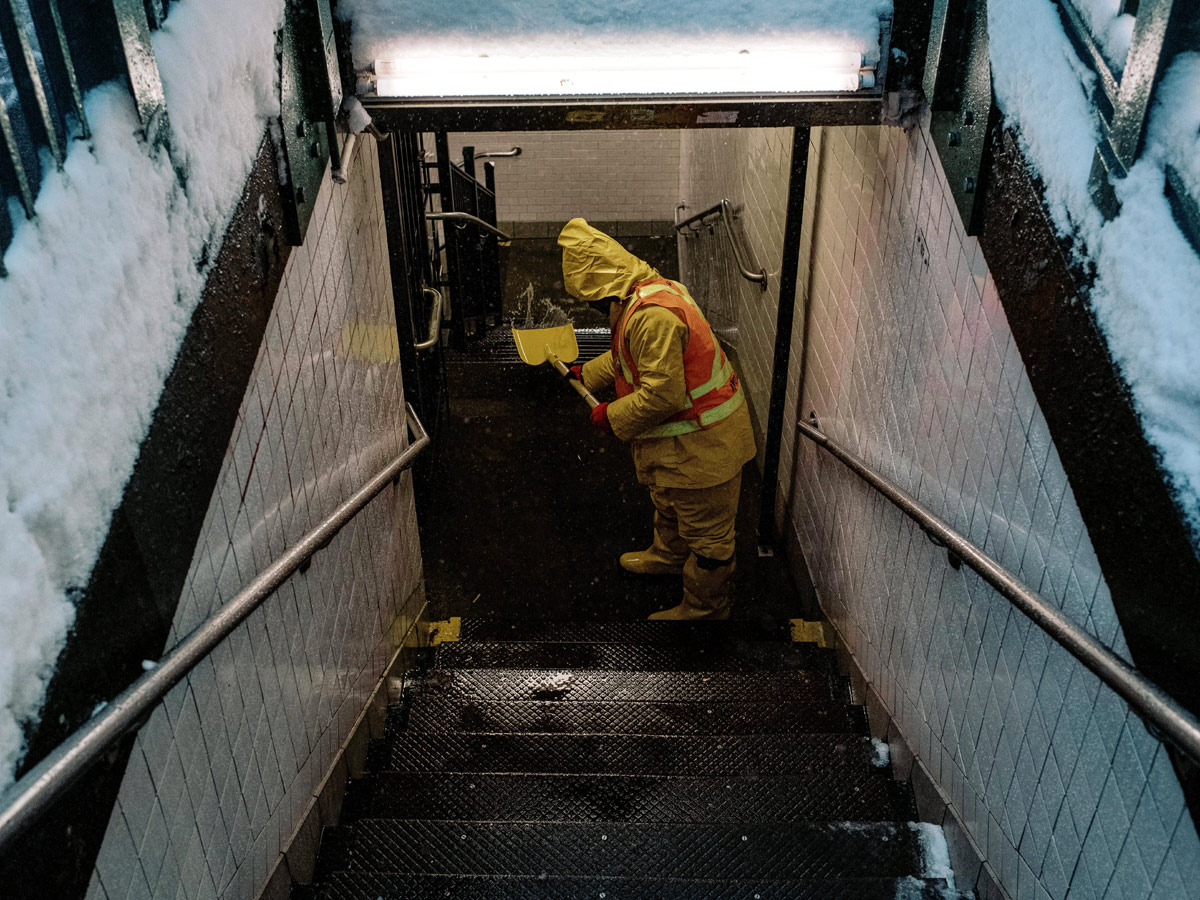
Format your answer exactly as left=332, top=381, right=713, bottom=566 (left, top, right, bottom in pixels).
left=457, top=619, right=793, bottom=644
left=435, top=640, right=837, bottom=673
left=330, top=820, right=933, bottom=880
left=371, top=732, right=880, bottom=776
left=414, top=668, right=848, bottom=704
left=404, top=697, right=866, bottom=735
left=312, top=871, right=969, bottom=899
left=355, top=772, right=913, bottom=824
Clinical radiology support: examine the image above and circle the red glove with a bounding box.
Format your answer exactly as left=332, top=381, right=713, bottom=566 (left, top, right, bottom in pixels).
left=589, top=401, right=612, bottom=434
left=566, top=365, right=584, bottom=381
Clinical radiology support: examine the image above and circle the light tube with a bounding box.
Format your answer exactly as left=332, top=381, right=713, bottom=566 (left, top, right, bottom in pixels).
left=374, top=49, right=875, bottom=97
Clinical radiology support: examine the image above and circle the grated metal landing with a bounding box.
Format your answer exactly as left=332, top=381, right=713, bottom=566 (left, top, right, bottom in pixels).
left=297, top=619, right=970, bottom=899
left=456, top=619, right=793, bottom=643
left=450, top=326, right=612, bottom=364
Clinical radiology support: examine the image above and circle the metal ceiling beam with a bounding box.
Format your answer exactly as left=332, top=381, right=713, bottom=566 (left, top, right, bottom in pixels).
left=361, top=94, right=884, bottom=132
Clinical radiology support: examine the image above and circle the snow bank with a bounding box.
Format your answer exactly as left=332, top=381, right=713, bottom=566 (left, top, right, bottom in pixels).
left=911, top=822, right=955, bottom=887
left=1072, top=0, right=1134, bottom=75
left=989, top=2, right=1200, bottom=546
left=988, top=0, right=1104, bottom=238
left=338, top=0, right=892, bottom=70
left=0, top=0, right=285, bottom=787
left=1152, top=54, right=1200, bottom=203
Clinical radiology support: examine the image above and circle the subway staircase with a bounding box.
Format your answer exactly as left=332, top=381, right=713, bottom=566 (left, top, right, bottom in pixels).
left=298, top=619, right=970, bottom=899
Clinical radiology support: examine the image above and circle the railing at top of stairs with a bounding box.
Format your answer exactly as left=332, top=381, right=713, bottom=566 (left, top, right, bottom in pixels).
left=797, top=414, right=1200, bottom=765
left=0, top=404, right=431, bottom=853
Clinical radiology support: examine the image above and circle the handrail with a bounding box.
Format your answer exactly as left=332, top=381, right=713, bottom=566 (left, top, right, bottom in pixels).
left=796, top=417, right=1200, bottom=764
left=423, top=147, right=521, bottom=164
left=414, top=287, right=443, bottom=351
left=0, top=405, right=431, bottom=852
left=675, top=199, right=767, bottom=290
left=425, top=211, right=512, bottom=242
left=475, top=147, right=521, bottom=159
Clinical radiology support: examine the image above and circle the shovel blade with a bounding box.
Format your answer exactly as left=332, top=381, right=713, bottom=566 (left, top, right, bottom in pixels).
left=512, top=323, right=580, bottom=365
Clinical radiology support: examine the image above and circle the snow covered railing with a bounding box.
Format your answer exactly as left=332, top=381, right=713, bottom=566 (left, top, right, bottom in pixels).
left=0, top=405, right=430, bottom=854
left=0, top=0, right=168, bottom=267
left=1055, top=0, right=1200, bottom=248
left=797, top=415, right=1200, bottom=765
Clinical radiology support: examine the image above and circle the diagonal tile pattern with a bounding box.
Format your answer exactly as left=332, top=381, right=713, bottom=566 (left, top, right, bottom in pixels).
left=84, top=140, right=424, bottom=900
left=680, top=121, right=1200, bottom=898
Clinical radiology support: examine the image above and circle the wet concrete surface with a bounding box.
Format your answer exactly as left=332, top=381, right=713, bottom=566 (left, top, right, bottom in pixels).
left=417, top=238, right=813, bottom=623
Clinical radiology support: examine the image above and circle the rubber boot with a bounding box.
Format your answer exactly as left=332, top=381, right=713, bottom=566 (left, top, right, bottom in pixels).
left=648, top=554, right=734, bottom=620
left=620, top=512, right=688, bottom=575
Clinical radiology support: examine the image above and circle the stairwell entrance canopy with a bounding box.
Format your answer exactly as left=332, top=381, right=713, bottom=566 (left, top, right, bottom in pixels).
left=350, top=0, right=893, bottom=129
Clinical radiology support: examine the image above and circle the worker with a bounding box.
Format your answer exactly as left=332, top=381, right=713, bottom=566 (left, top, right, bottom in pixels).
left=558, top=217, right=756, bottom=621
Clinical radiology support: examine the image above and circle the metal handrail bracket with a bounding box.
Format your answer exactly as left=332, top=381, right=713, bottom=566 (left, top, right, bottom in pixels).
left=0, top=405, right=431, bottom=851
left=675, top=199, right=767, bottom=290
left=425, top=211, right=512, bottom=242
left=414, top=287, right=443, bottom=351
left=796, top=417, right=1200, bottom=764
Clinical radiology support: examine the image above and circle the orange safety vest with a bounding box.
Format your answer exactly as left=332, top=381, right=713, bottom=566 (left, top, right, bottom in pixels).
left=613, top=278, right=744, bottom=439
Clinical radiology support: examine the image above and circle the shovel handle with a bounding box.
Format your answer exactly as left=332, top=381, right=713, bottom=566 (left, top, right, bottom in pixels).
left=547, top=351, right=599, bottom=409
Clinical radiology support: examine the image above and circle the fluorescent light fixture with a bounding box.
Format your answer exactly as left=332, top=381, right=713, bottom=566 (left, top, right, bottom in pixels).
left=374, top=48, right=876, bottom=97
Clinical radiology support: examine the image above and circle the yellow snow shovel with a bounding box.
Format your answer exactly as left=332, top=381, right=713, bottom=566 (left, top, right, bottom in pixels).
left=512, top=322, right=599, bottom=408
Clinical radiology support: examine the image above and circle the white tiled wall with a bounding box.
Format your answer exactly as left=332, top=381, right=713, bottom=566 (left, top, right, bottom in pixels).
left=445, top=130, right=681, bottom=222
left=83, top=139, right=424, bottom=900
left=678, top=128, right=792, bottom=460
left=680, top=121, right=1200, bottom=898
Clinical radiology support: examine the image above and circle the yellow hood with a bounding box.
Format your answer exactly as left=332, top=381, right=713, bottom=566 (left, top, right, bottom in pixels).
left=558, top=217, right=660, bottom=302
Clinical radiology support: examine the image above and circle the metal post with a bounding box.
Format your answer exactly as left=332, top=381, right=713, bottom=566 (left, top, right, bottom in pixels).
left=757, top=126, right=811, bottom=555
left=26, top=0, right=89, bottom=140
left=0, top=0, right=63, bottom=165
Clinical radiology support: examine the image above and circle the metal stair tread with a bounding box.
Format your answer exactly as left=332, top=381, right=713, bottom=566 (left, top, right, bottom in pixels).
left=311, top=871, right=971, bottom=899
left=371, top=732, right=881, bottom=776
left=415, top=667, right=848, bottom=704
left=435, top=640, right=837, bottom=673
left=455, top=619, right=795, bottom=644
left=353, top=772, right=914, bottom=824
left=403, top=696, right=867, bottom=735
left=330, top=819, right=933, bottom=880
left=297, top=618, right=963, bottom=900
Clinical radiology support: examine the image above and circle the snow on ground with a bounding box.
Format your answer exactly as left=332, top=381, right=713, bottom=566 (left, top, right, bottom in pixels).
left=989, top=0, right=1200, bottom=548
left=870, top=737, right=891, bottom=767
left=911, top=822, right=955, bottom=887
left=1152, top=54, right=1200, bottom=202
left=338, top=0, right=892, bottom=71
left=0, top=0, right=284, bottom=787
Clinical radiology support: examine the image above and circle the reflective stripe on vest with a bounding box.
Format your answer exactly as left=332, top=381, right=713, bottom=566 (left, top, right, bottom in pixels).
left=614, top=279, right=743, bottom=440
left=638, top=388, right=745, bottom=438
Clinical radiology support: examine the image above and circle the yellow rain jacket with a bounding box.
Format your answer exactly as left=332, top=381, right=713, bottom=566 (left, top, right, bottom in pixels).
left=559, top=218, right=756, bottom=490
